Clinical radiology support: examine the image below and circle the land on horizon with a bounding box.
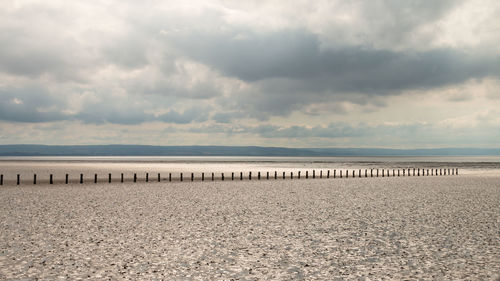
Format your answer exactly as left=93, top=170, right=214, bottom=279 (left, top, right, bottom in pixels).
left=1, top=144, right=500, bottom=157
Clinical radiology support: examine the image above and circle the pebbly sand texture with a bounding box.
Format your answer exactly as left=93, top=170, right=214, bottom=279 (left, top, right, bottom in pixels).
left=1, top=176, right=499, bottom=280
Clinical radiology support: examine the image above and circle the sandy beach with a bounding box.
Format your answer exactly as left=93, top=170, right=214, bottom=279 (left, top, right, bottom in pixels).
left=1, top=172, right=499, bottom=280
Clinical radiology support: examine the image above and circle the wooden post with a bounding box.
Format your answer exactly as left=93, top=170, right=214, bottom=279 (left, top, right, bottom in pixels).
left=283, top=171, right=285, bottom=179
left=94, top=174, right=97, bottom=183
left=274, top=171, right=277, bottom=180
left=359, top=169, right=361, bottom=178
left=232, top=172, right=234, bottom=181
left=298, top=171, right=301, bottom=179
left=0, top=174, right=3, bottom=185
left=376, top=169, right=379, bottom=177
left=403, top=169, right=405, bottom=176
left=258, top=172, right=260, bottom=180
left=456, top=168, right=459, bottom=175
left=80, top=174, right=83, bottom=184
left=34, top=174, right=37, bottom=185
left=291, top=172, right=293, bottom=179
left=382, top=169, right=384, bottom=177
left=267, top=172, right=269, bottom=180
left=17, top=174, right=20, bottom=185
left=320, top=170, right=322, bottom=179
left=340, top=170, right=342, bottom=178
left=222, top=173, right=224, bottom=181
left=109, top=173, right=112, bottom=183
left=371, top=169, right=373, bottom=177
left=334, top=170, right=336, bottom=178
left=212, top=173, right=214, bottom=181
left=249, top=172, right=252, bottom=180
left=158, top=173, right=161, bottom=182
left=191, top=173, right=194, bottom=181
left=353, top=170, right=355, bottom=178
left=346, top=170, right=348, bottom=178
left=240, top=172, right=243, bottom=180
left=365, top=169, right=367, bottom=177
left=327, top=170, right=330, bottom=178
left=393, top=169, right=395, bottom=177
left=313, top=170, right=315, bottom=179
left=448, top=168, right=450, bottom=175
left=398, top=169, right=400, bottom=177
left=134, top=173, right=137, bottom=182
left=146, top=173, right=149, bottom=182
left=66, top=174, right=69, bottom=184
left=121, top=173, right=124, bottom=183
left=202, top=173, right=204, bottom=181
left=306, top=171, right=308, bottom=179
left=418, top=169, right=420, bottom=176
left=50, top=174, right=53, bottom=184
left=180, top=173, right=183, bottom=182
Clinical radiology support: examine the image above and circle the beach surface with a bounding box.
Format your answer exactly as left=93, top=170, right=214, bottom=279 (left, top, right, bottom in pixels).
left=1, top=172, right=499, bottom=280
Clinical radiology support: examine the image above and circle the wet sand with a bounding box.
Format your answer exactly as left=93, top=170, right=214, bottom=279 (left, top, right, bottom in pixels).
left=1, top=175, right=499, bottom=280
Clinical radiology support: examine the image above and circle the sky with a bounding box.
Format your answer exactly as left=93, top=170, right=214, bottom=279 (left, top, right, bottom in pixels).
left=1, top=0, right=500, bottom=148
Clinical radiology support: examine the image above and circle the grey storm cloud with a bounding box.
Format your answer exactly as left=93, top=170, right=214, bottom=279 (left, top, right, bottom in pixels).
left=172, top=29, right=500, bottom=92
left=0, top=87, right=69, bottom=123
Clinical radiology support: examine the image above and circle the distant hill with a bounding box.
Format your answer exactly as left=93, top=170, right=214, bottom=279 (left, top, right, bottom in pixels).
left=0, top=145, right=499, bottom=156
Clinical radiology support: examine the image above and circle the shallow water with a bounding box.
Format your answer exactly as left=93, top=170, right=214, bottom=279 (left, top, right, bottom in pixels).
left=1, top=156, right=499, bottom=185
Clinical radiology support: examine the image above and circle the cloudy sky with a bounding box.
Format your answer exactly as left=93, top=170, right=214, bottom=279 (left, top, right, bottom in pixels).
left=1, top=0, right=499, bottom=148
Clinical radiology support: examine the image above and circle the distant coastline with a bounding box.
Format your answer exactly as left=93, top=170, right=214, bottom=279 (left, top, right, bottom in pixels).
left=1, top=144, right=499, bottom=157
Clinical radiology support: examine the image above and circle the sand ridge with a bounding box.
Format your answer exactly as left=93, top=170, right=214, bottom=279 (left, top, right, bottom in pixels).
left=1, top=175, right=499, bottom=280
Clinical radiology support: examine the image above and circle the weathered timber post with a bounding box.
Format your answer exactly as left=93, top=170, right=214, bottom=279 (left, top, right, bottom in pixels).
left=240, top=172, right=243, bottom=180
left=346, top=170, right=348, bottom=178
left=376, top=169, right=379, bottom=177
left=50, top=174, right=53, bottom=184
left=398, top=169, right=400, bottom=177
left=202, top=173, right=205, bottom=181
left=146, top=173, right=149, bottom=182
left=274, top=171, right=277, bottom=180
left=456, top=168, right=459, bottom=175
left=327, top=170, right=330, bottom=178
left=191, top=173, right=194, bottom=181
left=134, top=173, right=137, bottom=182
left=283, top=171, right=285, bottom=179
left=94, top=174, right=97, bottom=183
left=0, top=174, right=3, bottom=185
left=291, top=172, right=293, bottom=179
left=393, top=170, right=395, bottom=177
left=267, top=171, right=269, bottom=180
left=334, top=170, right=336, bottom=178
left=169, top=173, right=172, bottom=182
left=371, top=169, right=373, bottom=177
left=340, top=170, right=342, bottom=178
left=212, top=173, right=214, bottom=181
left=33, top=174, right=37, bottom=185
left=258, top=172, right=260, bottom=180
left=180, top=173, right=183, bottom=182
left=353, top=170, right=355, bottom=178
left=17, top=174, right=20, bottom=185
left=66, top=174, right=69, bottom=184
left=232, top=172, right=234, bottom=180
left=306, top=171, right=308, bottom=179
left=298, top=171, right=301, bottom=179
left=109, top=173, right=112, bottom=183
left=249, top=172, right=252, bottom=180
left=222, top=173, right=224, bottom=181
left=313, top=170, right=315, bottom=179
left=158, top=173, right=161, bottom=182
left=80, top=174, right=83, bottom=184
left=121, top=173, right=124, bottom=183
left=359, top=169, right=361, bottom=178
